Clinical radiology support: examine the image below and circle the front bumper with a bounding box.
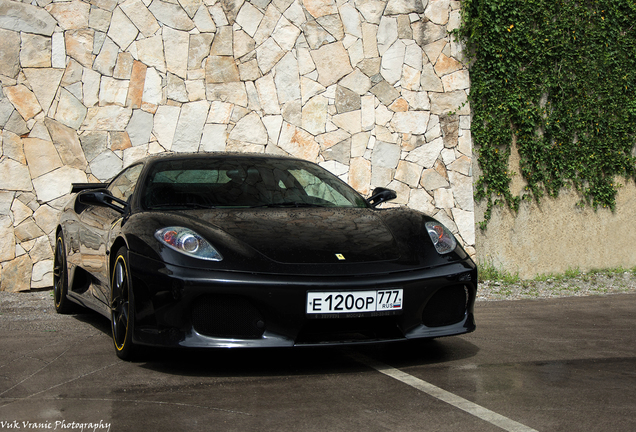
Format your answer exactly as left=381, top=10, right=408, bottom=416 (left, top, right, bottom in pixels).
left=128, top=252, right=477, bottom=349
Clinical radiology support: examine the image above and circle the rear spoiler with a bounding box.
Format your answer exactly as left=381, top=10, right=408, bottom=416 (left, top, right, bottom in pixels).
left=71, top=183, right=108, bottom=193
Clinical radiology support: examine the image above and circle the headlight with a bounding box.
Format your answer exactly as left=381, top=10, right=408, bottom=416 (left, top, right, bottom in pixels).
left=155, top=227, right=223, bottom=261
left=425, top=221, right=457, bottom=254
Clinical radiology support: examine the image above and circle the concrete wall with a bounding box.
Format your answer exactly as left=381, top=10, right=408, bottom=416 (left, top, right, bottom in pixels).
left=475, top=144, right=636, bottom=279
left=0, top=0, right=475, bottom=291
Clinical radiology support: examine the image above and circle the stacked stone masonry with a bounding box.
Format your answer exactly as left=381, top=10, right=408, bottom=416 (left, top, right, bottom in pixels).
left=0, top=0, right=474, bottom=292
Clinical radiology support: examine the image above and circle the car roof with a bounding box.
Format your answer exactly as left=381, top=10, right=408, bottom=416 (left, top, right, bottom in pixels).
left=143, top=152, right=302, bottom=166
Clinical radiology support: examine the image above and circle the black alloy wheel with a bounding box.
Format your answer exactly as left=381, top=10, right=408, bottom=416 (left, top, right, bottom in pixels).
left=110, top=247, right=136, bottom=360
left=53, top=234, right=75, bottom=314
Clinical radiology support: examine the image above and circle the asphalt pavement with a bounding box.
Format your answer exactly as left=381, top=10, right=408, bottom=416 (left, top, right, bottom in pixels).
left=1, top=292, right=635, bottom=432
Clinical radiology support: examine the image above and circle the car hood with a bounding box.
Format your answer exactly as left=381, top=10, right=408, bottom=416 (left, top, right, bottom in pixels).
left=194, top=208, right=401, bottom=264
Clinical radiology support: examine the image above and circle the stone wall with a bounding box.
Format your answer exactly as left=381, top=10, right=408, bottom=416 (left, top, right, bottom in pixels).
left=0, top=0, right=474, bottom=291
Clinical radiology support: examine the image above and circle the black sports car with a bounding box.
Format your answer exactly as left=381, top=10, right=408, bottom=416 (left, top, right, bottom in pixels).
left=54, top=153, right=477, bottom=359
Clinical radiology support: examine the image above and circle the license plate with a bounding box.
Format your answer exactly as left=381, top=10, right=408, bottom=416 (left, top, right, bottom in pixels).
left=306, top=289, right=403, bottom=315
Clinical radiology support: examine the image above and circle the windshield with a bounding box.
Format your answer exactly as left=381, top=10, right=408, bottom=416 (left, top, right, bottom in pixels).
left=142, top=157, right=368, bottom=210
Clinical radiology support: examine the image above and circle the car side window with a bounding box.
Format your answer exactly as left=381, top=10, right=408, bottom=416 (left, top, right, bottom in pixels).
left=108, top=164, right=144, bottom=201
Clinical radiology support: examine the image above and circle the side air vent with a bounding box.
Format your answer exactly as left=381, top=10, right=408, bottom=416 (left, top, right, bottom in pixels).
left=422, top=285, right=469, bottom=327
left=191, top=295, right=265, bottom=339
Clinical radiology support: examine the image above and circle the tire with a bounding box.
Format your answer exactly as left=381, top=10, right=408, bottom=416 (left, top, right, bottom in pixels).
left=53, top=234, right=75, bottom=314
left=110, top=247, right=137, bottom=360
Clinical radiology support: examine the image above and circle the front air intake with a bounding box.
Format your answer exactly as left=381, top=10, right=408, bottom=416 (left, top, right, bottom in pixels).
left=422, top=285, right=469, bottom=327
left=191, top=295, right=265, bottom=339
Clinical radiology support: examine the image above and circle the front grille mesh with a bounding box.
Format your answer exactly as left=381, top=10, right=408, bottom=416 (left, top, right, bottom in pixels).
left=191, top=295, right=264, bottom=339
left=422, top=285, right=468, bottom=327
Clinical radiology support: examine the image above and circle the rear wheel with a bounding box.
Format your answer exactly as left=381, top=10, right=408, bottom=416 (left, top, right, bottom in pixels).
left=110, top=247, right=136, bottom=360
left=53, top=234, right=75, bottom=314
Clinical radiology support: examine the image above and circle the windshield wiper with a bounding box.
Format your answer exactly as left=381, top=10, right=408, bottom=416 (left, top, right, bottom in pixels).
left=150, top=203, right=217, bottom=209
left=249, top=202, right=327, bottom=208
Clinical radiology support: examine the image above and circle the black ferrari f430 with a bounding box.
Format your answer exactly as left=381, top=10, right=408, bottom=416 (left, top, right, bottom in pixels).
left=54, top=153, right=477, bottom=359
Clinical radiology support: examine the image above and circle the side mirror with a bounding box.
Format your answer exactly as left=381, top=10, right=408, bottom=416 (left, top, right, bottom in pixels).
left=78, top=189, right=127, bottom=213
left=367, top=187, right=397, bottom=208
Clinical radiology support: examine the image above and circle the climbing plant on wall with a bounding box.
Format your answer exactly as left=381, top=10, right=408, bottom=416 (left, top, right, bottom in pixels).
left=458, top=0, right=636, bottom=228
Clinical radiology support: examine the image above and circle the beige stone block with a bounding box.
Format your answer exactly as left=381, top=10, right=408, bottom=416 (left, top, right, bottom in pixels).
left=15, top=219, right=45, bottom=242
left=107, top=7, right=138, bottom=51
left=20, top=33, right=51, bottom=68
left=390, top=111, right=430, bottom=135
left=120, top=0, right=160, bottom=37
left=272, top=16, right=301, bottom=52
left=409, top=188, right=435, bottom=214
left=186, top=80, right=206, bottom=101
left=395, top=160, right=423, bottom=187
left=0, top=224, right=16, bottom=262
left=46, top=0, right=90, bottom=30
left=55, top=88, right=87, bottom=129
left=255, top=38, right=285, bottom=74
left=2, top=131, right=25, bottom=164
left=89, top=7, right=112, bottom=32
left=420, top=168, right=449, bottom=191
left=420, top=62, right=444, bottom=92
left=4, top=85, right=42, bottom=121
left=451, top=208, right=474, bottom=245
left=33, top=205, right=59, bottom=235
left=23, top=138, right=63, bottom=179
left=178, top=0, right=202, bottom=19
left=193, top=4, right=216, bottom=33
left=110, top=131, right=132, bottom=152
left=83, top=106, right=133, bottom=130
left=302, top=95, right=328, bottom=136
left=304, top=0, right=337, bottom=18
left=114, top=52, right=134, bottom=80
left=23, top=68, right=64, bottom=115
left=332, top=110, right=362, bottom=135
left=148, top=0, right=195, bottom=31
left=429, top=90, right=469, bottom=115
left=65, top=29, right=95, bottom=68
left=31, top=259, right=54, bottom=289
left=278, top=122, right=320, bottom=161
left=45, top=118, right=87, bottom=170
left=238, top=60, right=261, bottom=81
left=316, top=129, right=350, bottom=150
left=389, top=97, right=409, bottom=113
left=205, top=56, right=240, bottom=83
left=229, top=112, right=268, bottom=145
left=137, top=35, right=166, bottom=72
left=425, top=0, right=451, bottom=26
left=28, top=235, right=52, bottom=262
left=0, top=28, right=20, bottom=78
left=402, top=64, right=421, bottom=91
left=210, top=26, right=233, bottom=56
left=434, top=187, right=454, bottom=209
left=164, top=26, right=189, bottom=79
left=311, top=42, right=353, bottom=87
left=434, top=53, right=463, bottom=77
left=32, top=166, right=87, bottom=202
left=126, top=61, right=147, bottom=109
left=0, top=158, right=33, bottom=192
left=255, top=74, right=280, bottom=115
left=442, top=69, right=470, bottom=92
left=205, top=83, right=248, bottom=107
left=1, top=254, right=32, bottom=292
left=100, top=77, right=129, bottom=106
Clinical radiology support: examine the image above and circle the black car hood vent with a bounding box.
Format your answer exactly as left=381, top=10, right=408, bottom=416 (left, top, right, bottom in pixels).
left=197, top=208, right=401, bottom=264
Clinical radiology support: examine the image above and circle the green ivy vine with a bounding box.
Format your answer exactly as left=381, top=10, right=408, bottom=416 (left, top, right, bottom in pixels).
left=457, top=0, right=636, bottom=229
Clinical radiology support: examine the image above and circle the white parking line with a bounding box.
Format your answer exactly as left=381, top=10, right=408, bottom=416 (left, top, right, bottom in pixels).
left=352, top=353, right=539, bottom=432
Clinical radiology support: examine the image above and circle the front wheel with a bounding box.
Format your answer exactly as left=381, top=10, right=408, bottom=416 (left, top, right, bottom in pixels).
left=53, top=234, right=75, bottom=314
left=110, top=247, right=136, bottom=360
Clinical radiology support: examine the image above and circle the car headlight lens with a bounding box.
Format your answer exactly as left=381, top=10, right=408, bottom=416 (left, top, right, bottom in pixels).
left=155, top=227, right=223, bottom=261
left=425, top=221, right=457, bottom=254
